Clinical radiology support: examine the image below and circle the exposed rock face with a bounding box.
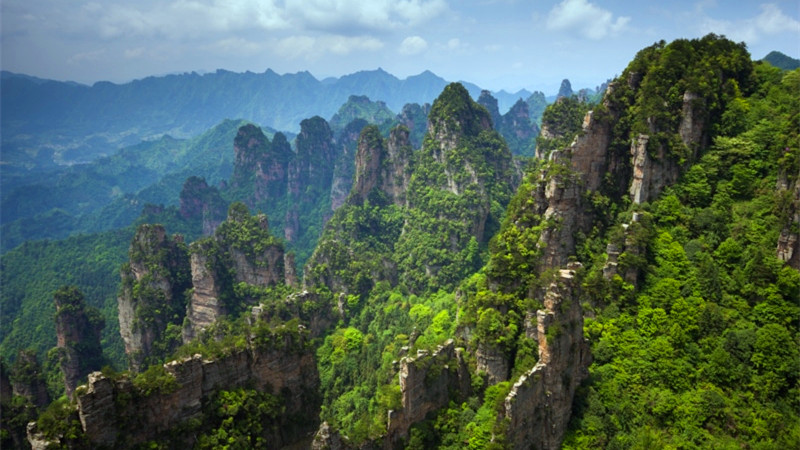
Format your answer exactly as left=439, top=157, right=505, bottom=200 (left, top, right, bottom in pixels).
left=629, top=91, right=706, bottom=204
left=557, top=79, right=574, bottom=99
left=118, top=225, right=191, bottom=372
left=777, top=166, right=800, bottom=269
left=397, top=102, right=430, bottom=149
left=503, top=265, right=591, bottom=450
left=350, top=125, right=413, bottom=207
left=76, top=330, right=319, bottom=449
left=184, top=204, right=286, bottom=341
left=535, top=106, right=619, bottom=273
left=286, top=116, right=338, bottom=243
left=503, top=99, right=540, bottom=141
left=312, top=421, right=348, bottom=450
left=475, top=341, right=510, bottom=385
left=183, top=246, right=226, bottom=343
left=179, top=176, right=226, bottom=236
left=387, top=340, right=470, bottom=442
left=478, top=90, right=503, bottom=129
left=54, top=286, right=105, bottom=397
left=232, top=124, right=293, bottom=208
left=330, top=119, right=368, bottom=211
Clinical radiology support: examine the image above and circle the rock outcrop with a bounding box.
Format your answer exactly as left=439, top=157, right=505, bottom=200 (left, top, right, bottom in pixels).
left=387, top=340, right=470, bottom=443
left=330, top=118, right=368, bottom=211
left=75, top=328, right=319, bottom=449
left=231, top=124, right=293, bottom=208
left=477, top=90, right=503, bottom=130
left=285, top=116, right=338, bottom=242
left=350, top=124, right=413, bottom=207
left=777, top=165, right=800, bottom=269
left=629, top=91, right=706, bottom=204
left=184, top=203, right=286, bottom=341
left=53, top=286, right=105, bottom=397
left=503, top=265, right=591, bottom=450
left=396, top=102, right=430, bottom=149
left=179, top=176, right=227, bottom=236
left=118, top=225, right=191, bottom=372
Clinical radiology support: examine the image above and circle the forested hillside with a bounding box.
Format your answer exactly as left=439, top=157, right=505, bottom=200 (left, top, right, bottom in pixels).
left=1, top=35, right=797, bottom=450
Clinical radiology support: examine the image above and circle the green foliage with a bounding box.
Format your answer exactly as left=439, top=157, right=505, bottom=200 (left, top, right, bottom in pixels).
left=0, top=228, right=132, bottom=370
left=132, top=364, right=178, bottom=396
left=536, top=96, right=591, bottom=156
left=195, top=388, right=283, bottom=449
left=35, top=397, right=87, bottom=444
left=565, top=61, right=800, bottom=448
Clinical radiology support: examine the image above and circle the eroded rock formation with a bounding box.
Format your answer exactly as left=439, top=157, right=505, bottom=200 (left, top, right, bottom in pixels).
left=184, top=204, right=286, bottom=341
left=387, top=339, right=470, bottom=442
left=54, top=287, right=105, bottom=397
left=777, top=165, right=800, bottom=269
left=118, top=225, right=191, bottom=372
left=75, top=329, right=318, bottom=448
left=503, top=264, right=591, bottom=450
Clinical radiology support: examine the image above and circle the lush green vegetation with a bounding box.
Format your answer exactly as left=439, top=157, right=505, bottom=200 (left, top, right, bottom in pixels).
left=1, top=119, right=246, bottom=251
left=3, top=35, right=798, bottom=450
left=563, top=59, right=800, bottom=449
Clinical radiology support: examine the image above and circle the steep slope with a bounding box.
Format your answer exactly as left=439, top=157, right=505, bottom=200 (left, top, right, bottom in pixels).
left=304, top=82, right=517, bottom=442
left=306, top=82, right=516, bottom=297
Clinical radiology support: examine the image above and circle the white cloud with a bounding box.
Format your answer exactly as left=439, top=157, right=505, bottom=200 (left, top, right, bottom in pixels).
left=273, top=35, right=384, bottom=59
left=546, top=0, right=630, bottom=40
left=699, top=3, right=800, bottom=44
left=399, top=35, right=428, bottom=55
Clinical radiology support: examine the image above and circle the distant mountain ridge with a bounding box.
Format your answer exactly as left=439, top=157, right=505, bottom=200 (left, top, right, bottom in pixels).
left=0, top=68, right=536, bottom=173
left=762, top=50, right=800, bottom=70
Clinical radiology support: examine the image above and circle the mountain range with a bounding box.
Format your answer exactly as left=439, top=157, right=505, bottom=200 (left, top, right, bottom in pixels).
left=0, top=68, right=541, bottom=174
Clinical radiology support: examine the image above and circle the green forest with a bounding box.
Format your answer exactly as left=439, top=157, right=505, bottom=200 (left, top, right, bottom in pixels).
left=1, top=36, right=798, bottom=449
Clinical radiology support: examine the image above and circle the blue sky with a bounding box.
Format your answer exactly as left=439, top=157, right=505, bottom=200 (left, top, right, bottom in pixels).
left=2, top=0, right=799, bottom=93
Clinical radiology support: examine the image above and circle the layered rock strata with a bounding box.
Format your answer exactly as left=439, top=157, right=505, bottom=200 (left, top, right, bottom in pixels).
left=118, top=225, right=190, bottom=372
left=386, top=339, right=470, bottom=443
left=503, top=265, right=591, bottom=450
left=75, top=331, right=318, bottom=448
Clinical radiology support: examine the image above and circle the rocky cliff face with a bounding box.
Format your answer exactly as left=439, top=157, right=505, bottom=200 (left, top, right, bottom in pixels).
left=184, top=203, right=286, bottom=341
left=179, top=176, right=227, bottom=236
left=350, top=125, right=413, bottom=207
left=503, top=265, right=591, bottom=450
left=285, top=116, right=338, bottom=242
left=503, top=99, right=540, bottom=141
left=629, top=91, right=706, bottom=204
left=118, top=225, right=191, bottom=372
left=330, top=119, right=368, bottom=211
left=777, top=166, right=800, bottom=269
left=478, top=90, right=503, bottom=130
left=387, top=340, right=470, bottom=442
left=231, top=124, right=293, bottom=208
left=397, top=102, right=430, bottom=149
left=75, top=328, right=319, bottom=448
left=54, top=287, right=105, bottom=397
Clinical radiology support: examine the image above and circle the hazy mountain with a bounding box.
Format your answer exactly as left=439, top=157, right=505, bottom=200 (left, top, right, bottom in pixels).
left=1, top=68, right=511, bottom=175
left=762, top=50, right=800, bottom=70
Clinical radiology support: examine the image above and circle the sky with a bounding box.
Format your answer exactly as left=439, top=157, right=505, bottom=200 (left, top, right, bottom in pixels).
left=2, top=0, right=799, bottom=94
